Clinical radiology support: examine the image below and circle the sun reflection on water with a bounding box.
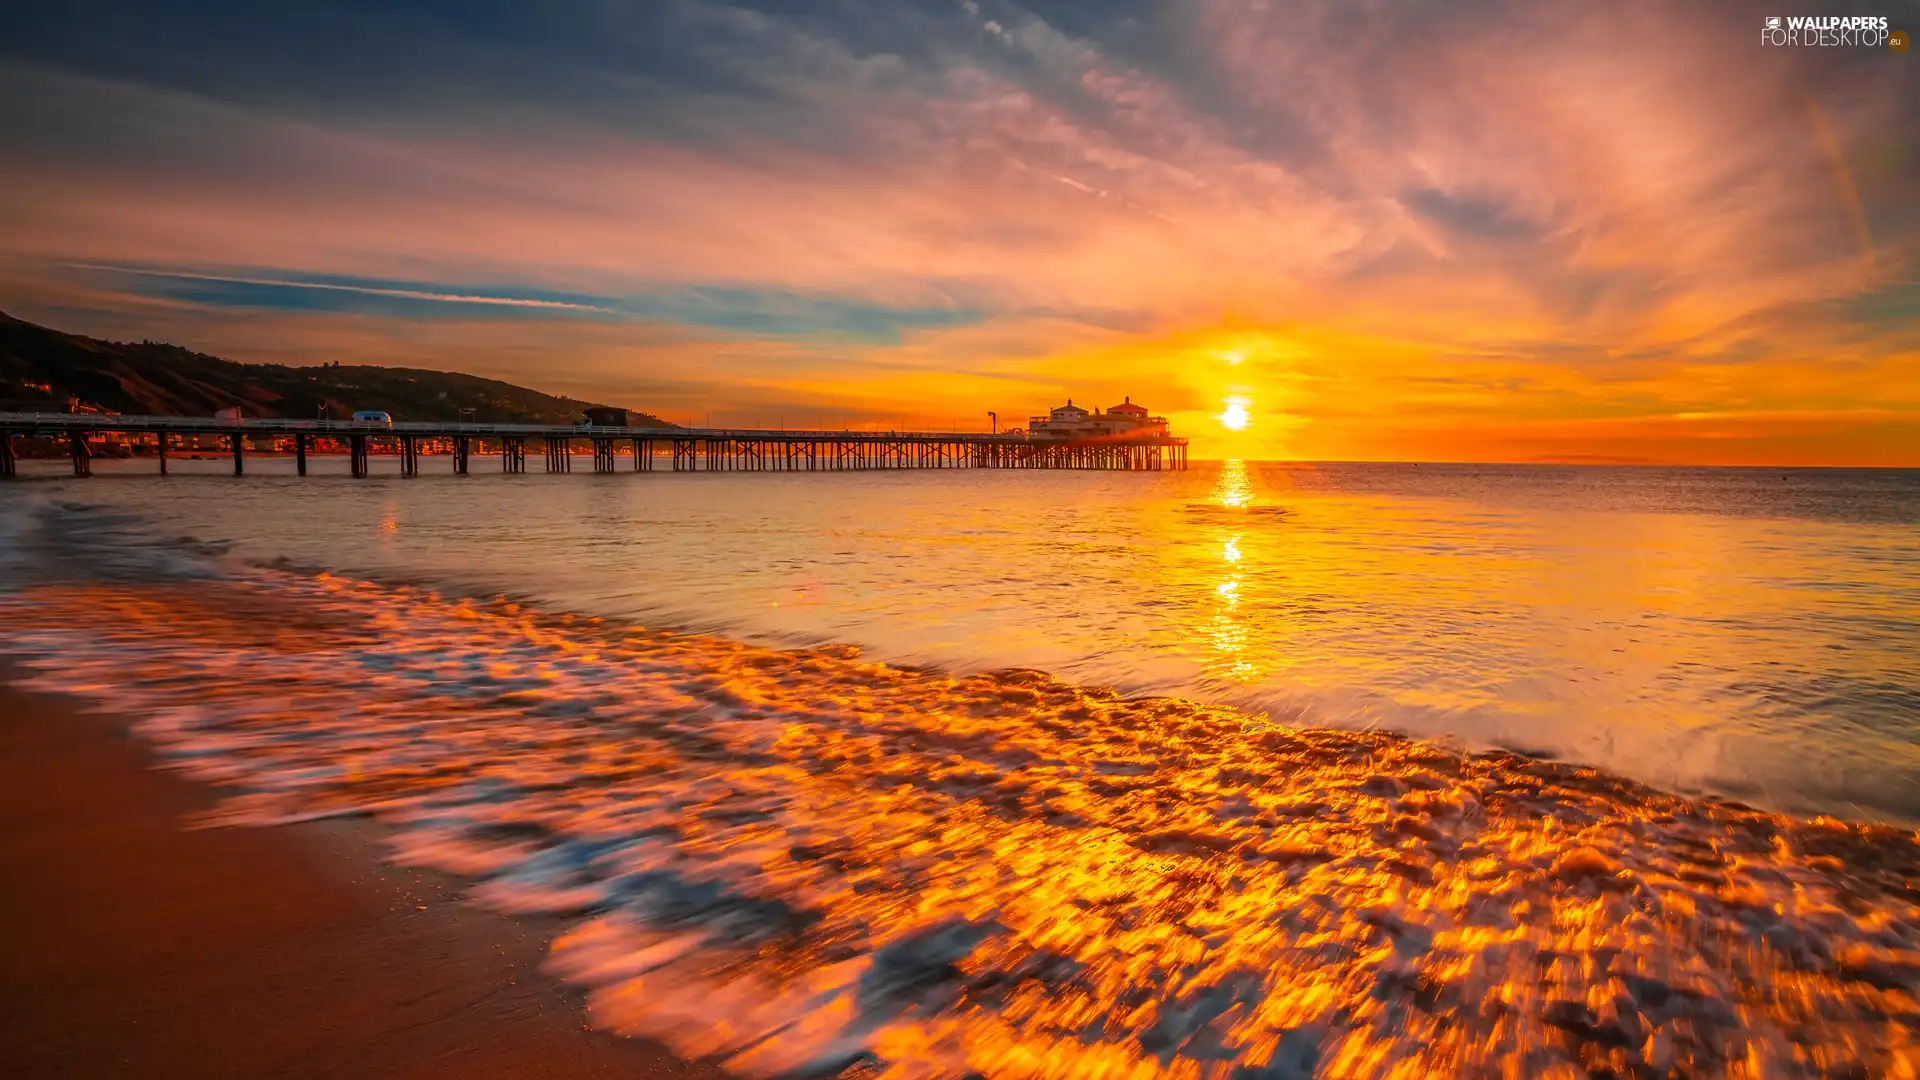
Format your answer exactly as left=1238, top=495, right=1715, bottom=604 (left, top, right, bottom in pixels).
left=1202, top=463, right=1264, bottom=682
left=1212, top=458, right=1254, bottom=508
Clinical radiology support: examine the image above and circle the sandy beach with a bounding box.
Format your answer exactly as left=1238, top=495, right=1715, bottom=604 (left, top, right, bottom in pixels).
left=0, top=675, right=717, bottom=1079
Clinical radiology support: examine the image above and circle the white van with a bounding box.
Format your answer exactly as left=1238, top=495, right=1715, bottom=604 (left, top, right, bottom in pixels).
left=351, top=410, right=393, bottom=428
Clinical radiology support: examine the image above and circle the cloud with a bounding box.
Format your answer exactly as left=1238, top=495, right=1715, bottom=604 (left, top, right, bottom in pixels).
left=58, top=264, right=619, bottom=313
left=0, top=0, right=1914, bottom=462
left=1401, top=189, right=1544, bottom=242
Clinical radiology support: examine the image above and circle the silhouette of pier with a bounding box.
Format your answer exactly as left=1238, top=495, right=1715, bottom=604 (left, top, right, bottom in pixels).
left=0, top=413, right=1188, bottom=479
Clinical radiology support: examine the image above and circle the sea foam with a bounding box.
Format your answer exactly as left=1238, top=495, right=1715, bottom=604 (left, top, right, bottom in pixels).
left=3, top=572, right=1919, bottom=1079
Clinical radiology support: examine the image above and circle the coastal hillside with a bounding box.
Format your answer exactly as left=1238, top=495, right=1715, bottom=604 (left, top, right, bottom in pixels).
left=0, top=311, right=673, bottom=427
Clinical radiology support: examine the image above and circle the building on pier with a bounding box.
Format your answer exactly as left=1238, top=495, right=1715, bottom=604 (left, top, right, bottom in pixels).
left=1026, top=397, right=1169, bottom=441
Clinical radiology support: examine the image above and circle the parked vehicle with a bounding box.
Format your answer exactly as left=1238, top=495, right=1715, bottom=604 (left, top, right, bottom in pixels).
left=350, top=410, right=394, bottom=428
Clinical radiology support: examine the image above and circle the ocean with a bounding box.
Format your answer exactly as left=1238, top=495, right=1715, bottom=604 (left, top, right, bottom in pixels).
left=3, top=455, right=1918, bottom=1076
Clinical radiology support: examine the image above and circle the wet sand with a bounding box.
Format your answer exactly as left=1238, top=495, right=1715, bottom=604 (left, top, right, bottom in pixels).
left=0, top=675, right=718, bottom=1080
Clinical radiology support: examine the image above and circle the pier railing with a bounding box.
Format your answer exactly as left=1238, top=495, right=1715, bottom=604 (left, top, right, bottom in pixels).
left=0, top=411, right=1187, bottom=478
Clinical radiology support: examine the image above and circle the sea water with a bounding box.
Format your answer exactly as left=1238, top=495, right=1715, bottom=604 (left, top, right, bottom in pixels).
left=2, top=457, right=1917, bottom=1076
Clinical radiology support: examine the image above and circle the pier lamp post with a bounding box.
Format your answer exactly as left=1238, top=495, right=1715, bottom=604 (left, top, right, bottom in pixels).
left=989, top=411, right=998, bottom=434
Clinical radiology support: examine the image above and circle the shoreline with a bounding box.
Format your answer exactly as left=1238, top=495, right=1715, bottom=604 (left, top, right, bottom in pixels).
left=0, top=670, right=720, bottom=1079
left=4, top=569, right=1920, bottom=1074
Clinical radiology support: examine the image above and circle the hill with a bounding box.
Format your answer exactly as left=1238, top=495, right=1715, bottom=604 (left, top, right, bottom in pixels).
left=0, top=311, right=674, bottom=427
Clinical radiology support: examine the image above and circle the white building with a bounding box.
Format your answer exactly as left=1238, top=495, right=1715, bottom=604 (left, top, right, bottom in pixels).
left=1026, top=397, right=1170, bottom=440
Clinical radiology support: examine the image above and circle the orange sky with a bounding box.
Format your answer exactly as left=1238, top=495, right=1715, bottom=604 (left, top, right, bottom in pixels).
left=1, top=0, right=1915, bottom=463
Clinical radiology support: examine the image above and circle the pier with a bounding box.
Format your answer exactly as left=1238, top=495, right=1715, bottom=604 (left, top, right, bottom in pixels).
left=0, top=413, right=1188, bottom=479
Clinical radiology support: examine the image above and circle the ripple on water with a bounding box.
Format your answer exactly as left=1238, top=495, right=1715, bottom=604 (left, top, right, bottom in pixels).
left=4, top=573, right=1920, bottom=1079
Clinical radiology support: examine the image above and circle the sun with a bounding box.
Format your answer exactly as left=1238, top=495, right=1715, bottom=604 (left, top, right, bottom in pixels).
left=1218, top=396, right=1251, bottom=431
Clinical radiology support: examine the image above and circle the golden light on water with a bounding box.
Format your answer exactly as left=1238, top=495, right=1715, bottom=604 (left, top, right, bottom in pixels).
left=1203, top=462, right=1263, bottom=683
left=1218, top=396, right=1252, bottom=431
left=8, top=552, right=1920, bottom=1077
left=1212, top=458, right=1254, bottom=508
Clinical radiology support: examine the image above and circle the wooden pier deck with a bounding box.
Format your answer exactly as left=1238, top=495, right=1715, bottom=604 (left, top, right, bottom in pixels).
left=0, top=413, right=1188, bottom=479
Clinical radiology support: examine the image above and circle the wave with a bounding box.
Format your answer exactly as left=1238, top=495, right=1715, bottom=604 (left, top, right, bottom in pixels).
left=3, top=566, right=1919, bottom=1078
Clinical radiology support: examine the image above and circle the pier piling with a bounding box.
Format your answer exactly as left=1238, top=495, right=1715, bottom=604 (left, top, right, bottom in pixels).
left=69, top=430, right=92, bottom=477
left=0, top=413, right=1188, bottom=481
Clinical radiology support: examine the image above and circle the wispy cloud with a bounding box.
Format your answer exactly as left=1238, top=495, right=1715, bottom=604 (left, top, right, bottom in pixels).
left=59, top=263, right=620, bottom=312
left=0, top=0, right=1914, bottom=463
